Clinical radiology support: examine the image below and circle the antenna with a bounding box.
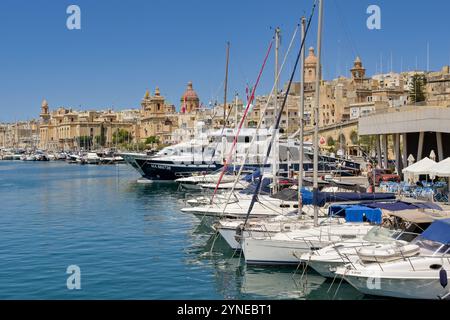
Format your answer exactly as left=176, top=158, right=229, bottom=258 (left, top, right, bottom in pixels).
left=390, top=51, right=393, bottom=73
left=380, top=53, right=383, bottom=74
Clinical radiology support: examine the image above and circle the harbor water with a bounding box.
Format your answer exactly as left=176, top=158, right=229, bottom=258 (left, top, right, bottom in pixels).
left=0, top=161, right=366, bottom=299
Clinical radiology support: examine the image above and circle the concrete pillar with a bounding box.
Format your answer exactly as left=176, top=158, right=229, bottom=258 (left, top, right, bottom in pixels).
left=376, top=134, right=382, bottom=167
left=402, top=133, right=408, bottom=168
left=395, top=133, right=401, bottom=174
left=382, top=134, right=388, bottom=169
left=417, top=131, right=424, bottom=160
left=436, top=132, right=444, bottom=162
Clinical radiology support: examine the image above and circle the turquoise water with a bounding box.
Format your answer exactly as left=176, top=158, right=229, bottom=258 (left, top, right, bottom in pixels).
left=0, top=161, right=364, bottom=299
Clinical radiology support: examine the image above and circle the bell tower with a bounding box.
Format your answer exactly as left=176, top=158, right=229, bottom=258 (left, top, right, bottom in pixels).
left=40, top=99, right=50, bottom=123
left=351, top=56, right=366, bottom=83
left=305, top=47, right=318, bottom=83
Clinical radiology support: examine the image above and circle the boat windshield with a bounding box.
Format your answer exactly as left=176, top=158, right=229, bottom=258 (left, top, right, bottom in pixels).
left=362, top=227, right=399, bottom=243
left=412, top=236, right=450, bottom=254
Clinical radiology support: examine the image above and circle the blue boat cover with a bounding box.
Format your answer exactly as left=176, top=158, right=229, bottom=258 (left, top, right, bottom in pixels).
left=314, top=192, right=396, bottom=207
left=329, top=205, right=382, bottom=224
left=365, top=201, right=442, bottom=211
left=421, top=219, right=450, bottom=244
left=242, top=169, right=261, bottom=182
left=301, top=188, right=314, bottom=205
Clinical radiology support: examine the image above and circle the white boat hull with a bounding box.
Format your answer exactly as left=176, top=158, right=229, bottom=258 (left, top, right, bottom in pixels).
left=242, top=237, right=318, bottom=265
left=344, top=275, right=449, bottom=300
left=308, top=260, right=345, bottom=278
left=242, top=225, right=373, bottom=266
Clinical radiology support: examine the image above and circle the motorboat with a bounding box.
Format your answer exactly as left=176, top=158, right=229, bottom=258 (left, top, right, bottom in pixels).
left=121, top=125, right=361, bottom=182
left=300, top=227, right=419, bottom=278
left=241, top=205, right=384, bottom=265
left=242, top=223, right=376, bottom=266
left=215, top=212, right=336, bottom=250
left=335, top=218, right=450, bottom=299
left=175, top=167, right=256, bottom=190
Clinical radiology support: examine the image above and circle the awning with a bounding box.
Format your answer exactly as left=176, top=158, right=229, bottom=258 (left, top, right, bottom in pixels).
left=383, top=209, right=450, bottom=224
left=429, top=157, right=450, bottom=178
left=402, top=157, right=436, bottom=180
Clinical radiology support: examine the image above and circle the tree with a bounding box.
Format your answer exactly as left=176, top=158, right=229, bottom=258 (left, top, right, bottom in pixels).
left=326, top=136, right=335, bottom=147
left=409, top=73, right=427, bottom=103
left=95, top=135, right=106, bottom=147
left=112, top=129, right=132, bottom=145
left=350, top=130, right=359, bottom=145
left=248, top=120, right=257, bottom=128
left=145, top=136, right=160, bottom=145
left=359, top=135, right=376, bottom=155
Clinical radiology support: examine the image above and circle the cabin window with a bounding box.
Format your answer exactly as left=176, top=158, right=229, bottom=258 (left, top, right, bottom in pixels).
left=245, top=136, right=250, bottom=143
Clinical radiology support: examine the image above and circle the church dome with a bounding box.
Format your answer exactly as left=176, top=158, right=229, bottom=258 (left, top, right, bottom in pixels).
left=181, top=81, right=199, bottom=101
left=42, top=99, right=48, bottom=108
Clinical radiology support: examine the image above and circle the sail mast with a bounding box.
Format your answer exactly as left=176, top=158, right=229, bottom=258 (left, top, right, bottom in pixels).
left=223, top=42, right=230, bottom=126
left=298, top=16, right=306, bottom=214
left=313, top=0, right=324, bottom=227
left=273, top=27, right=281, bottom=193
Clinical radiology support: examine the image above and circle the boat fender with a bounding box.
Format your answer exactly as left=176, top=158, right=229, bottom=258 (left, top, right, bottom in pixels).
left=440, top=269, right=448, bottom=288
left=234, top=225, right=244, bottom=242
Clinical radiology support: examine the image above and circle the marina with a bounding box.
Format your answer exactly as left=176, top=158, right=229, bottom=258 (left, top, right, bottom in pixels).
left=0, top=161, right=368, bottom=300
left=1, top=0, right=450, bottom=303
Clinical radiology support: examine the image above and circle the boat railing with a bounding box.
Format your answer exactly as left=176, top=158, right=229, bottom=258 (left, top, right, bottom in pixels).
left=247, top=224, right=273, bottom=240
left=358, top=251, right=450, bottom=272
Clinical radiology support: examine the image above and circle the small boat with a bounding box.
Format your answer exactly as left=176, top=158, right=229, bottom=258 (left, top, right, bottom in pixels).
left=175, top=167, right=257, bottom=190
left=300, top=226, right=413, bottom=278
left=357, top=243, right=420, bottom=263
left=335, top=218, right=450, bottom=299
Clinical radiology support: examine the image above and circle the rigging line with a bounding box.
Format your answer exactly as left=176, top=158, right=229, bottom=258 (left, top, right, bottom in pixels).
left=220, top=24, right=300, bottom=215
left=333, top=0, right=359, bottom=59
left=210, top=38, right=274, bottom=204
left=241, top=0, right=317, bottom=230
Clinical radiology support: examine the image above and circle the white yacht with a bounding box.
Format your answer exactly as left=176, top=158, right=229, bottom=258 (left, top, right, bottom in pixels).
left=242, top=222, right=376, bottom=266
left=121, top=124, right=361, bottom=182
left=241, top=204, right=384, bottom=265
left=335, top=218, right=450, bottom=299
left=300, top=226, right=418, bottom=278
left=175, top=167, right=256, bottom=190
left=215, top=212, right=336, bottom=250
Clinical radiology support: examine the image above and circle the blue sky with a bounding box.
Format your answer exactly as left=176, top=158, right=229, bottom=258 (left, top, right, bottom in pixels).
left=1, top=0, right=449, bottom=122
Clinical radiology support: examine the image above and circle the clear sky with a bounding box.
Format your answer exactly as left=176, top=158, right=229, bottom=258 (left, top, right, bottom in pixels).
left=1, top=0, right=449, bottom=122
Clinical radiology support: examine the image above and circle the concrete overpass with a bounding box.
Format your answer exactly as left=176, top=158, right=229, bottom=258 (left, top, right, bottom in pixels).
left=358, top=106, right=450, bottom=174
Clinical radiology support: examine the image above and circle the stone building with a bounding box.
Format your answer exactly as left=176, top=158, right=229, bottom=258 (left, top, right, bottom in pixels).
left=0, top=121, right=39, bottom=149
left=39, top=100, right=138, bottom=151
left=139, top=87, right=178, bottom=145
left=426, top=66, right=450, bottom=107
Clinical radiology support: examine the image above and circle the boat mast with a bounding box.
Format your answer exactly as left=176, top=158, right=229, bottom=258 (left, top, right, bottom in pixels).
left=223, top=41, right=230, bottom=127
left=298, top=16, right=306, bottom=214
left=313, top=0, right=324, bottom=227
left=234, top=92, right=238, bottom=129
left=273, top=27, right=281, bottom=193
